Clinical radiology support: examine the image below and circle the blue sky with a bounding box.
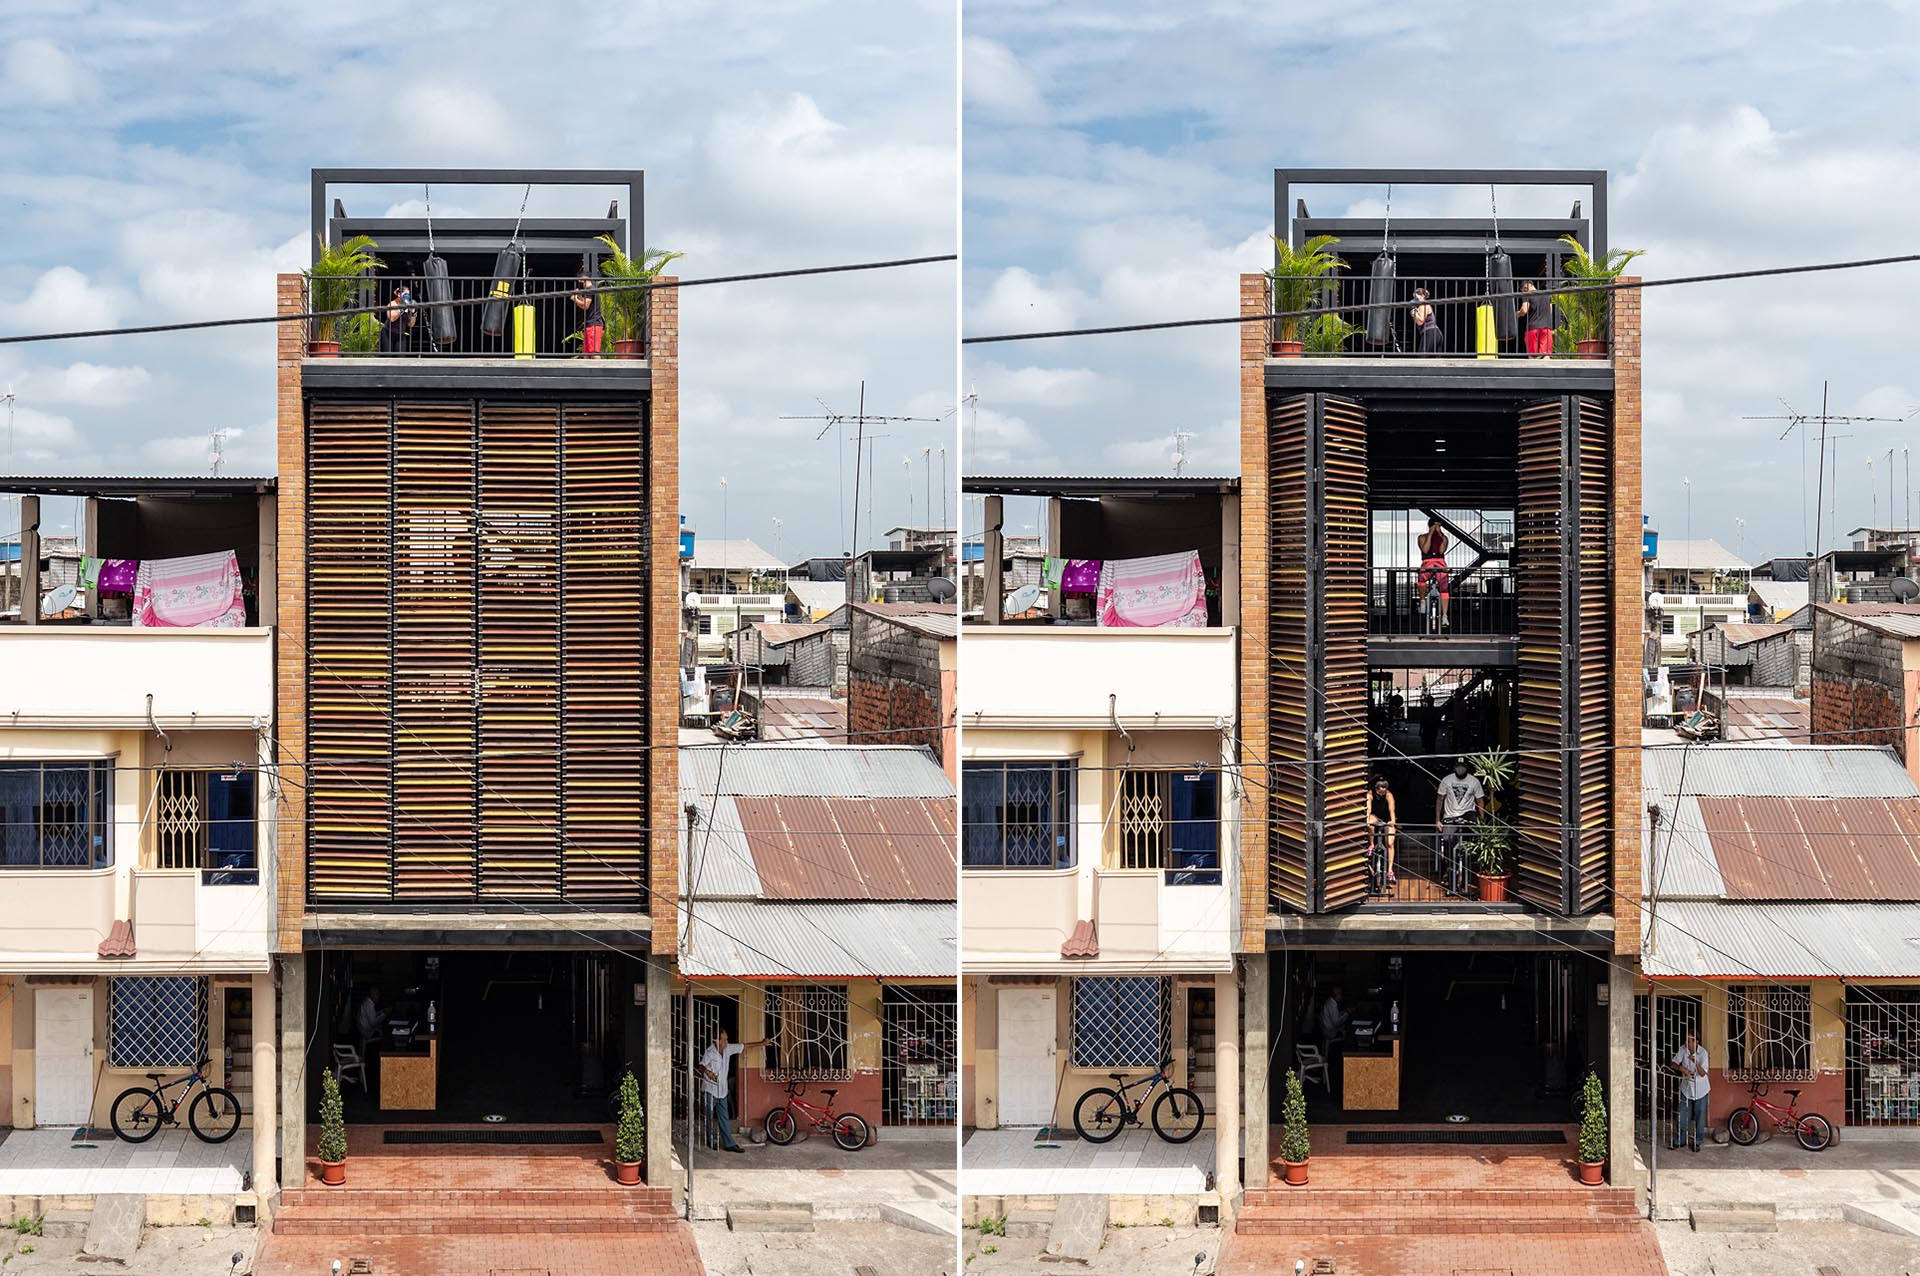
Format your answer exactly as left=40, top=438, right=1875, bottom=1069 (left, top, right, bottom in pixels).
left=961, top=0, right=1920, bottom=565
left=0, top=0, right=956, bottom=560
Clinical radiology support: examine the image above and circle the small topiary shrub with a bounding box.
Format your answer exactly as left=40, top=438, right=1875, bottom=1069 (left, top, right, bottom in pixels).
left=317, top=1069, right=347, bottom=1165
left=615, top=1070, right=646, bottom=1165
left=1579, top=1068, right=1608, bottom=1165
left=1281, top=1067, right=1311, bottom=1164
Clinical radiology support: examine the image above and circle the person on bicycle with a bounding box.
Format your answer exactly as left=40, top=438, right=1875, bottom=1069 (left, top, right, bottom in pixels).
left=700, top=1028, right=770, bottom=1154
left=1434, top=758, right=1485, bottom=850
left=1367, top=774, right=1398, bottom=889
left=1416, top=518, right=1450, bottom=631
left=1670, top=1029, right=1711, bottom=1153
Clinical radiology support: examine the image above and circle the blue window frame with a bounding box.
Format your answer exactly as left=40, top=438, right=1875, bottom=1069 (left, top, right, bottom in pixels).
left=108, top=976, right=206, bottom=1069
left=0, top=760, right=112, bottom=869
left=1071, top=976, right=1170, bottom=1069
left=962, top=761, right=1074, bottom=869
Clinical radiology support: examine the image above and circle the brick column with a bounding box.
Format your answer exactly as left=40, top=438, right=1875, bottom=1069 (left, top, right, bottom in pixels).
left=648, top=280, right=681, bottom=954
left=1237, top=274, right=1270, bottom=946
left=1610, top=278, right=1643, bottom=956
left=273, top=273, right=308, bottom=952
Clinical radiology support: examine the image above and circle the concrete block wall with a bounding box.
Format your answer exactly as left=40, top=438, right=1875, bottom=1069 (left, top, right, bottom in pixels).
left=846, top=609, right=945, bottom=762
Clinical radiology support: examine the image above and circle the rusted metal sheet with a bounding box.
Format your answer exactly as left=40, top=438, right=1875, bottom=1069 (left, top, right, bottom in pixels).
left=734, top=793, right=956, bottom=901
left=1700, top=794, right=1920, bottom=900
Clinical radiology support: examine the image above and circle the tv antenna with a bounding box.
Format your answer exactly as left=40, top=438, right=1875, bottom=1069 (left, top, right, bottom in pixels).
left=1, top=384, right=14, bottom=468
left=1743, top=381, right=1915, bottom=555
left=779, top=380, right=942, bottom=558
left=207, top=428, right=232, bottom=476
left=1171, top=428, right=1195, bottom=476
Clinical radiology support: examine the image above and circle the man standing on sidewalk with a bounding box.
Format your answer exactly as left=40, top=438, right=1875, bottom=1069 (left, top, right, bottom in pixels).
left=1670, top=1028, right=1712, bottom=1152
left=700, top=1028, right=769, bottom=1154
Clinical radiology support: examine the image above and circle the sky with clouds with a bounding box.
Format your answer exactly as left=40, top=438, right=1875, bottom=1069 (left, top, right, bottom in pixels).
left=0, top=0, right=956, bottom=556
left=960, top=0, right=1920, bottom=565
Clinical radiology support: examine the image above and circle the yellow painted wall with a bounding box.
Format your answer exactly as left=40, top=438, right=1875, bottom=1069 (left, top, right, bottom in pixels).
left=1636, top=977, right=1846, bottom=1071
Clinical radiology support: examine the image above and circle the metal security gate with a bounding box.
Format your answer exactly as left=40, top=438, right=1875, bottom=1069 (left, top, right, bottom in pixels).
left=672, top=995, right=725, bottom=1124
left=882, top=986, right=957, bottom=1126
left=1847, top=986, right=1920, bottom=1125
left=1634, top=991, right=1702, bottom=1132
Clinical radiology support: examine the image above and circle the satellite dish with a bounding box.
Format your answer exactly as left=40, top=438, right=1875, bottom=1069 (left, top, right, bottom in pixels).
left=684, top=591, right=701, bottom=609
left=40, top=583, right=77, bottom=616
left=926, top=577, right=957, bottom=603
left=1893, top=578, right=1920, bottom=603
left=1647, top=592, right=1666, bottom=609
left=1005, top=583, right=1041, bottom=615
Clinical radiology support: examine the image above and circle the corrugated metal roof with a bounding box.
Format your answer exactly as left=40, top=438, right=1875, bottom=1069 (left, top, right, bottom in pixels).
left=1749, top=580, right=1809, bottom=613
left=1644, top=743, right=1915, bottom=800
left=1718, top=693, right=1807, bottom=741
left=785, top=580, right=846, bottom=612
left=1821, top=606, right=1920, bottom=639
left=687, top=538, right=787, bottom=570
left=1650, top=538, right=1751, bottom=571
left=751, top=622, right=829, bottom=646
left=680, top=743, right=954, bottom=801
left=1699, top=795, right=1920, bottom=901
left=878, top=611, right=959, bottom=639
left=678, top=900, right=954, bottom=978
left=683, top=795, right=762, bottom=896
left=734, top=794, right=956, bottom=901
left=1717, top=622, right=1789, bottom=647
left=1643, top=900, right=1920, bottom=979
left=1643, top=794, right=1726, bottom=899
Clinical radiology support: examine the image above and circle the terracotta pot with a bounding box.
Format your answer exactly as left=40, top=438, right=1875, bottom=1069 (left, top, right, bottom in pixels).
left=613, top=338, right=644, bottom=360
left=1477, top=872, right=1510, bottom=903
left=319, top=1159, right=345, bottom=1187
left=308, top=340, right=342, bottom=358
left=614, top=1160, right=642, bottom=1186
left=1576, top=338, right=1607, bottom=360
left=1281, top=1158, right=1309, bottom=1186
left=1271, top=339, right=1304, bottom=358
left=1577, top=1159, right=1605, bottom=1186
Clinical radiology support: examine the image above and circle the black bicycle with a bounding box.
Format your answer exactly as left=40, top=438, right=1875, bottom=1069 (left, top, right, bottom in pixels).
left=109, top=1056, right=242, bottom=1144
left=1072, top=1057, right=1204, bottom=1144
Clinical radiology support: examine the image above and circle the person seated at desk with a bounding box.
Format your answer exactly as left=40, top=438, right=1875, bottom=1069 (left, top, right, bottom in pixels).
left=354, top=986, right=388, bottom=1066
left=1319, top=984, right=1351, bottom=1100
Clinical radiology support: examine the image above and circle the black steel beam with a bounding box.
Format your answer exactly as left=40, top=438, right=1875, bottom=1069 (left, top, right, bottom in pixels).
left=312, top=168, right=644, bottom=261
left=300, top=361, right=651, bottom=394
left=1265, top=919, right=1615, bottom=950
left=1368, top=635, right=1518, bottom=668
left=1276, top=168, right=1606, bottom=257
left=961, top=476, right=1238, bottom=498
left=305, top=926, right=653, bottom=951
left=1265, top=363, right=1614, bottom=395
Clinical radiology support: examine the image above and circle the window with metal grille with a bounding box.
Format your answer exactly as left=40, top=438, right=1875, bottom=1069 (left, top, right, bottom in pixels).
left=765, top=984, right=851, bottom=1081
left=1726, top=984, right=1813, bottom=1080
left=882, top=986, right=957, bottom=1125
left=1071, top=976, right=1170, bottom=1070
left=0, top=760, right=112, bottom=869
left=962, top=761, right=1074, bottom=869
left=1116, top=769, right=1221, bottom=884
left=108, top=976, right=206, bottom=1069
left=156, top=770, right=258, bottom=884
left=1660, top=615, right=1676, bottom=635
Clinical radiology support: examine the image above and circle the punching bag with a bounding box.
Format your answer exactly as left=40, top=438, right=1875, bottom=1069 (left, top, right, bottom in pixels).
left=512, top=304, right=536, bottom=359
left=1487, top=248, right=1516, bottom=342
left=1365, top=251, right=1396, bottom=346
left=481, top=245, right=524, bottom=338
left=421, top=254, right=457, bottom=347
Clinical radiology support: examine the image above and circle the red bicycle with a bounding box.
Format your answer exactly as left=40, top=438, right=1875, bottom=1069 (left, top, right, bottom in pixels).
left=763, top=1082, right=871, bottom=1151
left=1727, top=1082, right=1834, bottom=1151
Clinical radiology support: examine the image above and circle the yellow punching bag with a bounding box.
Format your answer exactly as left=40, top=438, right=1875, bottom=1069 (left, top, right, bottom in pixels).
left=512, top=304, right=535, bottom=359
left=1475, top=304, right=1497, bottom=358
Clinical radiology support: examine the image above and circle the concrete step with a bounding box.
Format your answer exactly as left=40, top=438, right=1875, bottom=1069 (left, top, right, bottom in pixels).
left=275, top=1213, right=679, bottom=1236
left=1003, top=1209, right=1053, bottom=1239
left=280, top=1186, right=673, bottom=1210
left=1689, top=1203, right=1778, bottom=1234
left=1244, top=1187, right=1637, bottom=1210
left=1238, top=1214, right=1641, bottom=1236
left=40, top=1208, right=92, bottom=1239
left=726, top=1203, right=815, bottom=1233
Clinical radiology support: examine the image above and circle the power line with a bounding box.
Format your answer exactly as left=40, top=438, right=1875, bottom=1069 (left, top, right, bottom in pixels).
left=961, top=251, right=1920, bottom=345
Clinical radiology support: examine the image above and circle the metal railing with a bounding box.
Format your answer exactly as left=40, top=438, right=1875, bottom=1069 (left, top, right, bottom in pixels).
left=1267, top=274, right=1608, bottom=359
left=1370, top=565, right=1516, bottom=635
left=302, top=274, right=650, bottom=359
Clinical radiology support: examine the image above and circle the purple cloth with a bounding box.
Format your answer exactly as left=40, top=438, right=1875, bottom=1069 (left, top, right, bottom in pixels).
left=1061, top=559, right=1101, bottom=593
left=97, top=559, right=138, bottom=592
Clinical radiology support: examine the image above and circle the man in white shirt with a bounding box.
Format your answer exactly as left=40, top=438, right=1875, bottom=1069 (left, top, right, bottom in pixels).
left=1434, top=759, right=1487, bottom=860
left=699, top=1028, right=768, bottom=1153
left=1670, top=1028, right=1711, bottom=1152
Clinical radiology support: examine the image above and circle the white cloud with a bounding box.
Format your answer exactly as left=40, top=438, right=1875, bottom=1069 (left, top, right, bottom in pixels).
left=385, top=82, right=526, bottom=160
left=971, top=361, right=1103, bottom=407
left=968, top=266, right=1079, bottom=334
left=963, top=37, right=1047, bottom=120
left=0, top=267, right=128, bottom=334
left=2, top=38, right=91, bottom=105
left=23, top=361, right=153, bottom=407
left=964, top=405, right=1052, bottom=469
left=1, top=404, right=83, bottom=465
left=1102, top=419, right=1236, bottom=475
left=138, top=425, right=272, bottom=474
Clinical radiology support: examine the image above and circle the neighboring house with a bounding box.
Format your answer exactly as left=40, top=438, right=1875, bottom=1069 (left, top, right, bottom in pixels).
left=785, top=578, right=846, bottom=622
left=1648, top=539, right=1753, bottom=661
left=847, top=603, right=957, bottom=779
left=0, top=477, right=279, bottom=1218
left=272, top=170, right=679, bottom=1199
left=1640, top=745, right=1920, bottom=1136
left=676, top=744, right=957, bottom=1141
left=730, top=620, right=848, bottom=693
left=1690, top=621, right=1790, bottom=683
left=1748, top=622, right=1814, bottom=693
left=1233, top=169, right=1641, bottom=1204
left=688, top=538, right=791, bottom=662
left=1748, top=578, right=1809, bottom=622
left=959, top=475, right=1241, bottom=1216
left=1810, top=547, right=1912, bottom=606
left=1809, top=603, right=1920, bottom=786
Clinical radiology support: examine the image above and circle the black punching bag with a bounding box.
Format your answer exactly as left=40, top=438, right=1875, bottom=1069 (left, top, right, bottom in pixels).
left=1365, top=252, right=1396, bottom=346
left=481, top=245, right=524, bottom=337
left=1487, top=248, right=1516, bottom=342
left=421, top=254, right=457, bottom=347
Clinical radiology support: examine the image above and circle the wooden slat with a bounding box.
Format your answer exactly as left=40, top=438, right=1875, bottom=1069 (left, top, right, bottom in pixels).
left=1570, top=396, right=1613, bottom=912
left=1266, top=394, right=1313, bottom=912
left=1318, top=395, right=1371, bottom=910
left=558, top=403, right=648, bottom=905
left=307, top=400, right=395, bottom=898
left=1514, top=397, right=1569, bottom=911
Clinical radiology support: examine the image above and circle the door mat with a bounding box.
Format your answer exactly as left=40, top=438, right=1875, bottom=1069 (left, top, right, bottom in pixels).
left=1345, top=1129, right=1567, bottom=1146
left=383, top=1129, right=604, bottom=1145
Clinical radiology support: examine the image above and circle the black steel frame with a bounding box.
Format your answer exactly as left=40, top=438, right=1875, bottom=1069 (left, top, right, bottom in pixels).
left=1275, top=168, right=1607, bottom=258
left=311, top=168, right=645, bottom=261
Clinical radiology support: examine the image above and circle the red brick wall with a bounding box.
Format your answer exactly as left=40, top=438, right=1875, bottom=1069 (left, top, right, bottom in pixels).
left=847, top=674, right=942, bottom=755
left=1811, top=671, right=1905, bottom=750
left=273, top=273, right=308, bottom=954
left=649, top=281, right=681, bottom=953
left=1612, top=279, right=1644, bottom=955
left=1236, top=273, right=1271, bottom=949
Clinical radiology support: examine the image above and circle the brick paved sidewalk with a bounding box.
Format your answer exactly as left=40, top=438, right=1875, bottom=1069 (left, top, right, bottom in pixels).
left=1220, top=1225, right=1669, bottom=1276
left=256, top=1225, right=706, bottom=1276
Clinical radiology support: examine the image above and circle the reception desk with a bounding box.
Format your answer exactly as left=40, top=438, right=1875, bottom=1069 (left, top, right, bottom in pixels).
left=1342, top=1034, right=1401, bottom=1111
left=380, top=1031, right=439, bottom=1111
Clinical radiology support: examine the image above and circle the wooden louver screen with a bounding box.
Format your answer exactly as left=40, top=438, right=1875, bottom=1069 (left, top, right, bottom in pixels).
left=304, top=397, right=649, bottom=905
left=307, top=401, right=396, bottom=897
left=1317, top=395, right=1371, bottom=911
left=1266, top=394, right=1313, bottom=912
left=1513, top=396, right=1612, bottom=914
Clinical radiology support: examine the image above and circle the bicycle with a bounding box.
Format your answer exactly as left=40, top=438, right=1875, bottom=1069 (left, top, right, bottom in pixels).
left=1366, top=823, right=1392, bottom=897
left=1072, top=1057, right=1205, bottom=1144
left=1420, top=573, right=1446, bottom=634
left=763, top=1081, right=870, bottom=1151
left=1726, top=1081, right=1833, bottom=1151
left=109, top=1057, right=242, bottom=1144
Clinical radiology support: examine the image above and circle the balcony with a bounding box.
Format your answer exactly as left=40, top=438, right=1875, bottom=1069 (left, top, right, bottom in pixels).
left=0, top=867, right=270, bottom=971
left=300, top=274, right=649, bottom=361
left=961, top=627, right=1237, bottom=729
left=1266, top=274, right=1609, bottom=361
left=0, top=627, right=273, bottom=728
left=1369, top=564, right=1517, bottom=667
left=960, top=868, right=1229, bottom=972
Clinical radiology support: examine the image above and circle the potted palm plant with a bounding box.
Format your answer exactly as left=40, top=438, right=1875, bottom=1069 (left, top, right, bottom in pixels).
left=304, top=234, right=382, bottom=358
left=1555, top=235, right=1645, bottom=359
left=1303, top=312, right=1360, bottom=356
left=1469, top=749, right=1515, bottom=816
left=595, top=235, right=684, bottom=359
left=341, top=311, right=380, bottom=358
left=1464, top=818, right=1514, bottom=903
left=1267, top=235, right=1345, bottom=358
left=613, top=1069, right=645, bottom=1186
left=1577, top=1068, right=1607, bottom=1185
left=317, top=1068, right=347, bottom=1186
left=1279, top=1067, right=1311, bottom=1186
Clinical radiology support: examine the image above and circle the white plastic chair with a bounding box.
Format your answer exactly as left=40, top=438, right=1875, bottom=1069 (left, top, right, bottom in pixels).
left=1295, top=1043, right=1331, bottom=1094
left=332, top=1043, right=368, bottom=1094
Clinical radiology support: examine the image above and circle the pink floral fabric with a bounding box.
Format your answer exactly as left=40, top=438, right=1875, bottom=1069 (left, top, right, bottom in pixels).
left=1097, top=551, right=1208, bottom=628
left=133, top=551, right=246, bottom=628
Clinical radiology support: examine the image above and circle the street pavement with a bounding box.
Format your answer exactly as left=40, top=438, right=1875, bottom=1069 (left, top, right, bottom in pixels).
left=693, top=1219, right=954, bottom=1275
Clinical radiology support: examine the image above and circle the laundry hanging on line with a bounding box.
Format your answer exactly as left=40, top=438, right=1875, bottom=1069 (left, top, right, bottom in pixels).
left=133, top=551, right=246, bottom=629
left=1059, top=559, right=1101, bottom=593
left=1097, top=550, right=1208, bottom=629
left=79, top=557, right=140, bottom=593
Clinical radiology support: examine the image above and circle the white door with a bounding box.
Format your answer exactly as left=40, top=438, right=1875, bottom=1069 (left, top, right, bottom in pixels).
left=35, top=987, right=94, bottom=1127
left=996, top=987, right=1056, bottom=1126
